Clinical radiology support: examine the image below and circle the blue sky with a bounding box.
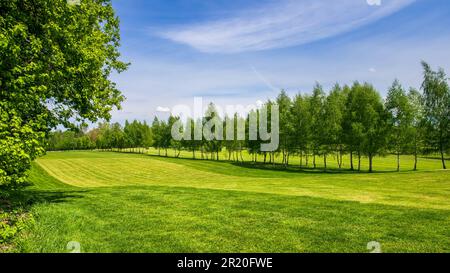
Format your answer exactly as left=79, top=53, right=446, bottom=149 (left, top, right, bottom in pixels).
left=110, top=0, right=450, bottom=123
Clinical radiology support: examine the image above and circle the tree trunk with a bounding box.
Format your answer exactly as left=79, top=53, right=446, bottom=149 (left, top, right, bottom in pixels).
left=397, top=152, right=400, bottom=172
left=414, top=151, right=418, bottom=171
left=350, top=150, right=354, bottom=171
left=369, top=154, right=373, bottom=173
left=357, top=151, right=361, bottom=172
left=440, top=145, right=447, bottom=170
left=300, top=151, right=303, bottom=167
left=350, top=150, right=355, bottom=171
left=413, top=139, right=418, bottom=171
left=336, top=149, right=340, bottom=168
left=323, top=154, right=327, bottom=172
left=313, top=153, right=316, bottom=169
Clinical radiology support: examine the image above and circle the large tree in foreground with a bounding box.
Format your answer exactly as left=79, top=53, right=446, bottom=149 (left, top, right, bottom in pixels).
left=0, top=0, right=128, bottom=186
left=421, top=62, right=450, bottom=169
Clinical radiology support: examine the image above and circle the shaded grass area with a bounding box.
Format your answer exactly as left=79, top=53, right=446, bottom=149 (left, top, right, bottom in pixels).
left=4, top=151, right=450, bottom=252
left=0, top=166, right=85, bottom=252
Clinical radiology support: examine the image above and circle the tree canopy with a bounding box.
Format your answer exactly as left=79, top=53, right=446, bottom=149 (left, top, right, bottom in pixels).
left=0, top=0, right=127, bottom=186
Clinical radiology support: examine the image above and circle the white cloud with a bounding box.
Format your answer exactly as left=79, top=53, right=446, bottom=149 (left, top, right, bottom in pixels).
left=367, top=0, right=382, bottom=6
left=369, top=67, right=377, bottom=73
left=158, top=0, right=415, bottom=53
left=156, top=106, right=171, bottom=112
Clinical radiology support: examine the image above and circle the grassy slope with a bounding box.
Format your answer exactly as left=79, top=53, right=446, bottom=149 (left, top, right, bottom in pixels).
left=14, top=151, right=450, bottom=253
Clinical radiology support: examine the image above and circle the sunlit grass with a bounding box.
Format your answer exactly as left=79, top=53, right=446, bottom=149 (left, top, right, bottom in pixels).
left=36, top=151, right=450, bottom=209
left=12, top=150, right=450, bottom=253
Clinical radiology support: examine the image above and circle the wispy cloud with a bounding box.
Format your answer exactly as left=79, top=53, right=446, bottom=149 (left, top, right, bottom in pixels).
left=112, top=30, right=450, bottom=123
left=158, top=0, right=415, bottom=53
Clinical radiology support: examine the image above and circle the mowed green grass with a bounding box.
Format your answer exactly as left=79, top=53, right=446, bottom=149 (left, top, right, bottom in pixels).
left=14, top=151, right=450, bottom=253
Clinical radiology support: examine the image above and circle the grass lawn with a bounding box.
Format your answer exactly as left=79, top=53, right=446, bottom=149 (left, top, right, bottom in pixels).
left=5, top=151, right=450, bottom=253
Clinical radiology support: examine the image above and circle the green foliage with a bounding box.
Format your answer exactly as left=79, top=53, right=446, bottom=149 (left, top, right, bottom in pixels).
left=291, top=94, right=312, bottom=156
left=343, top=82, right=390, bottom=172
left=124, top=120, right=153, bottom=149
left=386, top=80, right=415, bottom=171
left=151, top=117, right=172, bottom=156
left=421, top=61, right=450, bottom=169
left=0, top=209, right=34, bottom=245
left=0, top=103, right=46, bottom=186
left=47, top=129, right=95, bottom=151
left=0, top=188, right=36, bottom=250
left=48, top=120, right=153, bottom=152
left=276, top=90, right=294, bottom=165
left=203, top=103, right=223, bottom=160
left=0, top=0, right=128, bottom=185
left=309, top=84, right=326, bottom=159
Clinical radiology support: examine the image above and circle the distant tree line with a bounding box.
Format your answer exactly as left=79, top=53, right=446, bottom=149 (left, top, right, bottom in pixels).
left=47, top=120, right=152, bottom=153
left=47, top=62, right=450, bottom=172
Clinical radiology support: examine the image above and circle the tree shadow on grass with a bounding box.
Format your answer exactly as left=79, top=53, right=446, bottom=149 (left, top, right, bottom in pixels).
left=0, top=183, right=86, bottom=251
left=145, top=153, right=403, bottom=175
left=0, top=183, right=86, bottom=215
left=420, top=156, right=449, bottom=161
left=229, top=161, right=406, bottom=174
